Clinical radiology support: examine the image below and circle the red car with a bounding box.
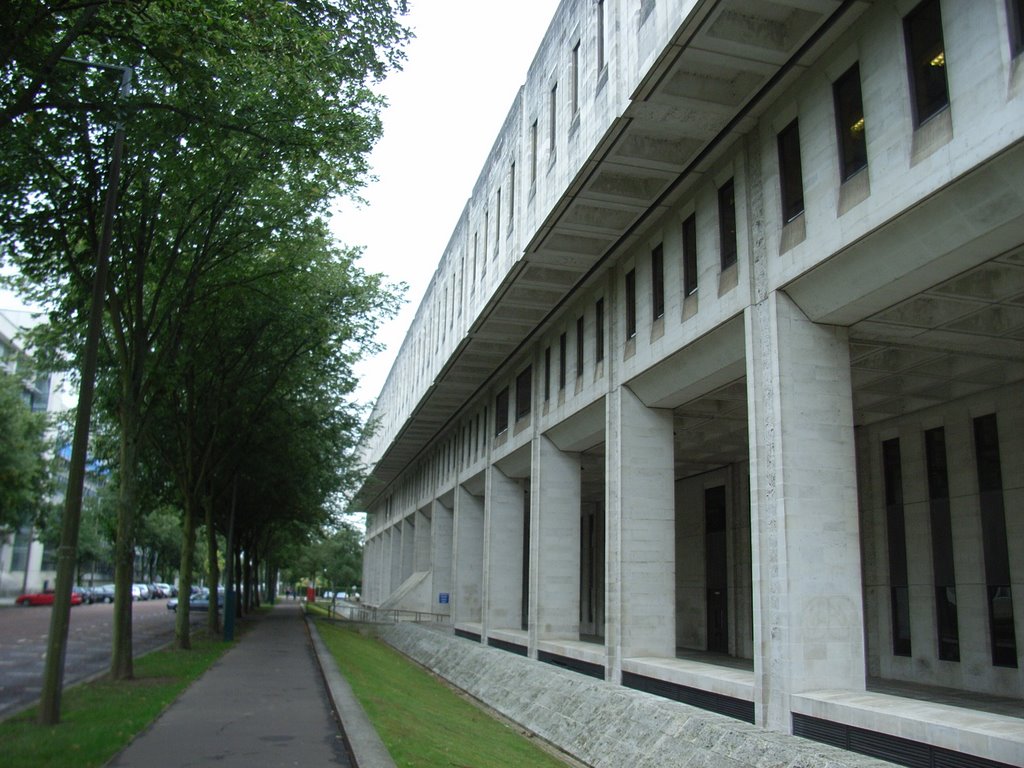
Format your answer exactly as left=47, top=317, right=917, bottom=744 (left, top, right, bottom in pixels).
left=15, top=590, right=84, bottom=607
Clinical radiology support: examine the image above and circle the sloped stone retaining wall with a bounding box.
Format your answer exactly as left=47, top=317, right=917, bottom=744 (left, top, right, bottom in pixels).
left=377, top=623, right=896, bottom=768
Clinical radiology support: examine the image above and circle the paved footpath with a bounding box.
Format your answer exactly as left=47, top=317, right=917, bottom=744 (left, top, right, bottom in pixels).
left=109, top=603, right=353, bottom=767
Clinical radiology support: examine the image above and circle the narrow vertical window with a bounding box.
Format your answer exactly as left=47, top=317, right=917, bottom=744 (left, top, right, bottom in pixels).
left=558, top=332, right=567, bottom=390
left=470, top=237, right=477, bottom=294
left=515, top=366, right=532, bottom=421
left=718, top=179, right=737, bottom=270
left=571, top=41, right=581, bottom=115
left=575, top=315, right=584, bottom=377
left=1012, top=0, right=1024, bottom=57
left=544, top=347, right=551, bottom=402
left=833, top=64, right=868, bottom=181
left=530, top=120, right=538, bottom=184
left=651, top=244, right=664, bottom=320
left=777, top=119, right=804, bottom=223
left=495, top=188, right=502, bottom=250
left=925, top=428, right=960, bottom=662
left=973, top=414, right=1018, bottom=667
left=495, top=387, right=509, bottom=436
left=483, top=209, right=489, bottom=266
left=904, top=0, right=949, bottom=127
left=595, top=298, right=605, bottom=363
left=682, top=214, right=698, bottom=297
left=549, top=84, right=558, bottom=152
left=597, top=0, right=606, bottom=71
left=625, top=269, right=637, bottom=339
left=509, top=161, right=516, bottom=226
left=883, top=438, right=912, bottom=657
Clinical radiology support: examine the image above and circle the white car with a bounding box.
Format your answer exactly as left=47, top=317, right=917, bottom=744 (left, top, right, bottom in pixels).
left=131, top=583, right=150, bottom=600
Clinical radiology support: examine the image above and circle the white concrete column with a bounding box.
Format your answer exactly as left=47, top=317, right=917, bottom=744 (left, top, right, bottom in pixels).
left=414, top=507, right=432, bottom=573
left=453, top=485, right=484, bottom=625
left=530, top=434, right=582, bottom=650
left=606, top=385, right=676, bottom=681
left=484, top=465, right=525, bottom=635
left=745, top=290, right=865, bottom=732
left=400, top=516, right=415, bottom=583
left=431, top=500, right=454, bottom=615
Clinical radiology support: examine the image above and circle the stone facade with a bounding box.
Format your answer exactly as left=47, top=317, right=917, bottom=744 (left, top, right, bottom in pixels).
left=358, top=1, right=1024, bottom=766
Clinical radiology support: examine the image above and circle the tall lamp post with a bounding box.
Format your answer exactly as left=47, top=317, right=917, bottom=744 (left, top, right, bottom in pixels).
left=38, top=59, right=133, bottom=726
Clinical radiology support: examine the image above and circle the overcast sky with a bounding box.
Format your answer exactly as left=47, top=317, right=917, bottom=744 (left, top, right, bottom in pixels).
left=333, top=0, right=562, bottom=406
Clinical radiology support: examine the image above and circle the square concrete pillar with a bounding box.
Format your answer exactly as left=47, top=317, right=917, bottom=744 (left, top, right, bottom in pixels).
left=414, top=507, right=432, bottom=574
left=431, top=500, right=454, bottom=615
left=389, top=526, right=402, bottom=597
left=530, top=435, right=582, bottom=649
left=484, top=465, right=526, bottom=635
left=606, top=385, right=677, bottom=680
left=745, top=291, right=866, bottom=732
left=400, top=516, right=415, bottom=584
left=453, top=485, right=484, bottom=625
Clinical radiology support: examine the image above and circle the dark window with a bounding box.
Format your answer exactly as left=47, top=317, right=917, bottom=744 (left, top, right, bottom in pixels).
left=515, top=366, right=532, bottom=421
left=882, top=438, right=912, bottom=657
left=925, top=428, right=959, bottom=662
left=904, top=0, right=949, bottom=127
left=625, top=269, right=637, bottom=339
left=544, top=347, right=551, bottom=401
left=973, top=414, right=1018, bottom=667
left=575, top=316, right=585, bottom=377
left=549, top=83, right=558, bottom=152
left=718, top=179, right=737, bottom=270
left=777, top=119, right=804, bottom=223
left=558, top=332, right=567, bottom=390
left=509, top=161, right=516, bottom=225
left=833, top=64, right=868, bottom=181
left=1012, top=0, right=1024, bottom=57
left=595, top=298, right=605, bottom=363
left=597, top=0, right=606, bottom=71
left=530, top=120, right=538, bottom=183
left=651, top=244, right=665, bottom=320
left=571, top=41, right=581, bottom=114
left=682, top=214, right=697, bottom=297
left=495, top=387, right=509, bottom=436
left=705, top=486, right=729, bottom=654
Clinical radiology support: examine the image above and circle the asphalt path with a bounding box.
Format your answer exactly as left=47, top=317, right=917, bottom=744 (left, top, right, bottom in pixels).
left=0, top=598, right=205, bottom=720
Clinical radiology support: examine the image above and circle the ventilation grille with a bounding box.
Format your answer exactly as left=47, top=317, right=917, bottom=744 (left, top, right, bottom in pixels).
left=488, top=637, right=528, bottom=656
left=538, top=650, right=605, bottom=680
left=621, top=672, right=755, bottom=723
left=792, top=713, right=1015, bottom=768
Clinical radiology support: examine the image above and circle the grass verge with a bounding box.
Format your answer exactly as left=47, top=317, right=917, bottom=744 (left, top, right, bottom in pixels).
left=316, top=620, right=571, bottom=768
left=1, top=635, right=231, bottom=768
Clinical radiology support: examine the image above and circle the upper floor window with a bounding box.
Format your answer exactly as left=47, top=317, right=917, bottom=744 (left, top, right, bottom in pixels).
left=625, top=268, right=637, bottom=339
left=509, top=161, right=516, bottom=228
left=777, top=119, right=804, bottom=223
left=833, top=64, right=868, bottom=181
left=558, top=332, right=567, bottom=390
left=682, top=214, right=698, bottom=297
left=718, top=179, right=737, bottom=270
left=595, top=298, right=605, bottom=363
left=1010, top=0, right=1024, bottom=57
left=515, top=366, right=532, bottom=421
left=651, top=244, right=665, bottom=320
left=530, top=120, right=538, bottom=184
left=575, top=315, right=585, bottom=377
left=597, top=0, right=606, bottom=72
left=495, top=387, right=510, bottom=436
left=549, top=83, right=558, bottom=153
left=571, top=41, right=581, bottom=115
left=904, top=0, right=949, bottom=127
left=544, top=347, right=551, bottom=401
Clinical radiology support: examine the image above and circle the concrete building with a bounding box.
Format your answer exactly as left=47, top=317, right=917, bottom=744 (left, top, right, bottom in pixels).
left=358, top=1, right=1024, bottom=766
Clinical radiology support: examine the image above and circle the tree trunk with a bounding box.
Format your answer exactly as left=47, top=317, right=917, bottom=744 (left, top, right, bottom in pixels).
left=110, top=412, right=141, bottom=680
left=204, top=496, right=220, bottom=635
left=174, top=495, right=197, bottom=650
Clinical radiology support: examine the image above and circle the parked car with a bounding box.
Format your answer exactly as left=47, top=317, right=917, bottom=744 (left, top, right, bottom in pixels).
left=149, top=583, right=172, bottom=599
left=71, top=586, right=91, bottom=604
left=131, top=583, right=151, bottom=601
left=15, top=590, right=83, bottom=607
left=168, top=588, right=223, bottom=613
left=89, top=584, right=116, bottom=603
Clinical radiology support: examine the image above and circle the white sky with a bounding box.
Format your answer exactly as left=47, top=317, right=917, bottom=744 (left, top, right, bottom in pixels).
left=332, top=0, right=562, bottom=407
left=1, top=1, right=564, bottom=412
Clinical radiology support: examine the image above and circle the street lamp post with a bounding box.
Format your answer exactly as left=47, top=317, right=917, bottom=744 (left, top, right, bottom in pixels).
left=38, top=59, right=133, bottom=726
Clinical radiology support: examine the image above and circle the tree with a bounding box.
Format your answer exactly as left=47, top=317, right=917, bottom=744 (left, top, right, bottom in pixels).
left=0, top=371, right=49, bottom=533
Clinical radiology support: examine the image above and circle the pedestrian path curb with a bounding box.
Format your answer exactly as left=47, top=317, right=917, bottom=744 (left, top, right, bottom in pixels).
left=305, top=614, right=397, bottom=768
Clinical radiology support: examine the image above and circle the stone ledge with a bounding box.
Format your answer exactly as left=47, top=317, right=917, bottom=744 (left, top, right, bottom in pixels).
left=379, top=622, right=896, bottom=768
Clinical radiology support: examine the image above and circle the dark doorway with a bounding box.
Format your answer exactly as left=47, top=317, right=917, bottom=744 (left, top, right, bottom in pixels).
left=705, top=486, right=728, bottom=653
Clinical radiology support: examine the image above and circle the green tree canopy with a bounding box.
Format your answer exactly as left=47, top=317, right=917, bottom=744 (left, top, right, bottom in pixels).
left=0, top=370, right=49, bottom=532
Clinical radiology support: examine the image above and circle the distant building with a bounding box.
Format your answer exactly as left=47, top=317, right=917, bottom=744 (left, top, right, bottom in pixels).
left=358, top=2, right=1022, bottom=767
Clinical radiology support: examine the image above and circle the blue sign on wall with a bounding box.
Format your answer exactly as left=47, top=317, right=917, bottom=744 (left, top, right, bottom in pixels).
left=439, top=592, right=450, bottom=604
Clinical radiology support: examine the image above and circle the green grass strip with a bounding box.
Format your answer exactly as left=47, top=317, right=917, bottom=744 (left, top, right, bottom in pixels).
left=316, top=620, right=570, bottom=768
left=1, top=636, right=231, bottom=768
